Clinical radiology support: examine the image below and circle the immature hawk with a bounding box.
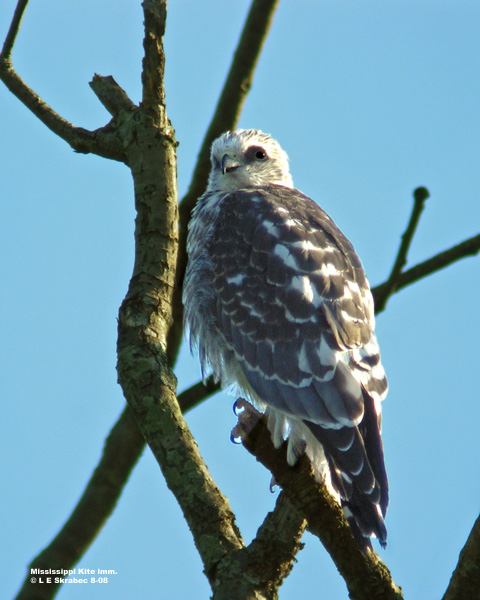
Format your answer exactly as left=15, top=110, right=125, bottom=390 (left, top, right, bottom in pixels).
left=183, top=129, right=389, bottom=551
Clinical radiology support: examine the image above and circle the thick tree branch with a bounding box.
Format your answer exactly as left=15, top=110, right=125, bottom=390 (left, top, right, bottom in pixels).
left=13, top=379, right=223, bottom=600
left=442, top=513, right=480, bottom=600
left=169, top=0, right=280, bottom=364
left=142, top=0, right=167, bottom=112
left=372, top=232, right=480, bottom=313
left=241, top=493, right=306, bottom=591
left=116, top=0, right=247, bottom=590
left=212, top=492, right=307, bottom=600
left=374, top=186, right=430, bottom=312
left=241, top=418, right=403, bottom=600
left=117, top=351, right=246, bottom=585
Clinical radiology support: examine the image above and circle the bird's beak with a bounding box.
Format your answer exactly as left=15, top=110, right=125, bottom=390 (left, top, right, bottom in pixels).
left=221, top=153, right=240, bottom=174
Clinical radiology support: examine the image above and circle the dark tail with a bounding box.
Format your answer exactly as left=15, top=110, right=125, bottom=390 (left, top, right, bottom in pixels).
left=305, top=391, right=388, bottom=551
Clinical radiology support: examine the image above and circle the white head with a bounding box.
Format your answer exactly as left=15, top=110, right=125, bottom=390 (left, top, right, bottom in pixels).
left=206, top=129, right=294, bottom=193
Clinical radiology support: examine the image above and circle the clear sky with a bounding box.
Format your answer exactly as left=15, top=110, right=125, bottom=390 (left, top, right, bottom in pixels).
left=2, top=1, right=480, bottom=599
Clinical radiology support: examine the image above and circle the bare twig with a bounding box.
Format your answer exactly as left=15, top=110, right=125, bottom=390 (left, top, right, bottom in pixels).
left=1, top=0, right=29, bottom=60
left=373, top=232, right=480, bottom=314
left=241, top=418, right=403, bottom=600
left=442, top=513, right=480, bottom=600
left=177, top=375, right=220, bottom=412
left=374, top=186, right=430, bottom=312
left=169, top=0, right=281, bottom=364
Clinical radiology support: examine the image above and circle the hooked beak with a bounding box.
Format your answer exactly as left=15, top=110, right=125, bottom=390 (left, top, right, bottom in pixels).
left=221, top=153, right=240, bottom=174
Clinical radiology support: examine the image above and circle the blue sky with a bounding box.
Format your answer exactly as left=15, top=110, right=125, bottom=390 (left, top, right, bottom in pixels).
left=2, top=1, right=480, bottom=599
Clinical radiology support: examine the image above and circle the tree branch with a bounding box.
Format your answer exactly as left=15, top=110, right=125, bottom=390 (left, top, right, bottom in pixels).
left=241, top=418, right=403, bottom=600
left=141, top=0, right=167, bottom=113
left=117, top=354, right=246, bottom=583
left=6, top=2, right=247, bottom=593
left=241, top=493, right=306, bottom=591
left=0, top=1, right=129, bottom=162
left=89, top=74, right=136, bottom=116
left=372, top=232, right=480, bottom=314
left=179, top=0, right=280, bottom=219
left=14, top=407, right=145, bottom=600
left=168, top=0, right=280, bottom=365
left=0, top=58, right=126, bottom=160
left=212, top=492, right=307, bottom=600
left=177, top=374, right=220, bottom=413
left=442, top=513, right=480, bottom=600
left=13, top=377, right=223, bottom=600
left=374, top=186, right=430, bottom=312
left=116, top=0, right=247, bottom=589
left=1, top=0, right=28, bottom=60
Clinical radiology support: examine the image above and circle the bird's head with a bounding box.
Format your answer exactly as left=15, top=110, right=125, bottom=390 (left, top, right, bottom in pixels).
left=206, top=129, right=294, bottom=193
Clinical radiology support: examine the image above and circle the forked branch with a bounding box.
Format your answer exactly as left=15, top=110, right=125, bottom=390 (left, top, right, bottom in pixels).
left=0, top=0, right=131, bottom=162
left=374, top=186, right=430, bottom=312
left=372, top=232, right=480, bottom=313
left=241, top=417, right=403, bottom=600
left=7, top=1, right=278, bottom=597
left=5, top=0, right=479, bottom=598
left=212, top=492, right=307, bottom=600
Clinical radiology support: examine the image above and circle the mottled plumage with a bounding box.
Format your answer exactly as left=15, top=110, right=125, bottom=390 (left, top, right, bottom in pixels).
left=183, top=129, right=389, bottom=551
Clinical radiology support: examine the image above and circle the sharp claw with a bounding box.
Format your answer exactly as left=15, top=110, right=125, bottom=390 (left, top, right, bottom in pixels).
left=269, top=476, right=279, bottom=492
left=230, top=429, right=242, bottom=444
left=230, top=398, right=262, bottom=443
left=233, top=397, right=250, bottom=415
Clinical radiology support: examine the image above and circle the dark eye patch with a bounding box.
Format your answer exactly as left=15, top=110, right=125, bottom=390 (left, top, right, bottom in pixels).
left=245, top=145, right=268, bottom=162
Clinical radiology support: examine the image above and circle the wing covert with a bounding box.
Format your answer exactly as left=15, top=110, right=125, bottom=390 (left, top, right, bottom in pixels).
left=210, top=186, right=376, bottom=428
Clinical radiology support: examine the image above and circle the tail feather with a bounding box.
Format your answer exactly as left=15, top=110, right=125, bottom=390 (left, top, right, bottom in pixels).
left=305, top=391, right=388, bottom=550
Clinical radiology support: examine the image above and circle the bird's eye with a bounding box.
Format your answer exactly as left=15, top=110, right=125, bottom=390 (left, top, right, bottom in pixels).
left=245, top=145, right=268, bottom=163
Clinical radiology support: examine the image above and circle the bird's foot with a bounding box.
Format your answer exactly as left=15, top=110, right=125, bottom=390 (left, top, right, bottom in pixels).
left=230, top=398, right=262, bottom=443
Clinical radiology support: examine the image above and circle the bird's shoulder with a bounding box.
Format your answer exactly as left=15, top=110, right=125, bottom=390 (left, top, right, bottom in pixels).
left=214, top=186, right=363, bottom=271
left=209, top=185, right=374, bottom=351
